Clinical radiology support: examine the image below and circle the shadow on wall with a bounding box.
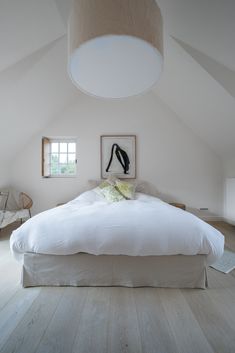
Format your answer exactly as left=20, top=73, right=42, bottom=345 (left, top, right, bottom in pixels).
left=136, top=181, right=220, bottom=220
left=31, top=179, right=220, bottom=221
left=86, top=178, right=179, bottom=203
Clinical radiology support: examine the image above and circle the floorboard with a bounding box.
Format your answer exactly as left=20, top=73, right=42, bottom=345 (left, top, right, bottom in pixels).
left=71, top=288, right=109, bottom=353
left=0, top=288, right=64, bottom=353
left=182, top=288, right=235, bottom=353
left=159, top=288, right=214, bottom=353
left=134, top=288, right=179, bottom=353
left=106, top=288, right=142, bottom=353
left=0, top=221, right=235, bottom=353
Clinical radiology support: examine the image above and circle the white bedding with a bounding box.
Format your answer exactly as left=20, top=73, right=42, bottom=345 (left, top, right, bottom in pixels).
left=10, top=190, right=224, bottom=264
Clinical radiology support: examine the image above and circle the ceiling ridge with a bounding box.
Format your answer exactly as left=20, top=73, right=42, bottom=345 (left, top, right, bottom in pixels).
left=0, top=34, right=66, bottom=81
left=171, top=36, right=235, bottom=100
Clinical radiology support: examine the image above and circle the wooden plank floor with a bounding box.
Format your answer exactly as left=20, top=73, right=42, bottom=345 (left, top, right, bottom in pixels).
left=0, top=221, right=235, bottom=353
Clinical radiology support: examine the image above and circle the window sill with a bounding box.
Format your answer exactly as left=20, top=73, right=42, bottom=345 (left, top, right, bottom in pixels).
left=42, top=175, right=77, bottom=179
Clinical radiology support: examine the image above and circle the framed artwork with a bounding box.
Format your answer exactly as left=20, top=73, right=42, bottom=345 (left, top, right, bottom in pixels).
left=101, top=135, right=136, bottom=179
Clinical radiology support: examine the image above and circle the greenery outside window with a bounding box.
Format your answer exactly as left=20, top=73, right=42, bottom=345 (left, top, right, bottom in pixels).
left=42, top=137, right=77, bottom=177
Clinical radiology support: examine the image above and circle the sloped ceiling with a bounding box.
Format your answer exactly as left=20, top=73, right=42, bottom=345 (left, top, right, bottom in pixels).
left=54, top=0, right=72, bottom=25
left=0, top=36, right=78, bottom=164
left=157, top=0, right=235, bottom=71
left=154, top=36, right=235, bottom=158
left=0, top=0, right=66, bottom=72
left=172, top=37, right=235, bottom=100
left=0, top=0, right=234, bottom=167
left=155, top=0, right=235, bottom=159
left=0, top=0, right=78, bottom=166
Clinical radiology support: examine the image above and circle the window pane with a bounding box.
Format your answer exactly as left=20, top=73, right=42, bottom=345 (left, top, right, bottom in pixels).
left=51, top=143, right=58, bottom=153
left=51, top=165, right=59, bottom=175
left=59, top=154, right=67, bottom=163
left=43, top=138, right=77, bottom=177
left=68, top=153, right=76, bottom=163
left=68, top=142, right=76, bottom=153
left=51, top=154, right=59, bottom=163
left=58, top=165, right=64, bottom=174
left=51, top=154, right=59, bottom=175
left=67, top=164, right=76, bottom=174
left=60, top=143, right=67, bottom=153
left=59, top=164, right=68, bottom=174
left=59, top=164, right=76, bottom=175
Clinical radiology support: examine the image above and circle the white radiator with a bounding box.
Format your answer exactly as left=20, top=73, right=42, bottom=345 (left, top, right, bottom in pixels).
left=225, top=178, right=235, bottom=224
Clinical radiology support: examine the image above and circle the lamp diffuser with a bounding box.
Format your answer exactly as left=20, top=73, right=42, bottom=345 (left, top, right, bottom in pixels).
left=68, top=0, right=163, bottom=98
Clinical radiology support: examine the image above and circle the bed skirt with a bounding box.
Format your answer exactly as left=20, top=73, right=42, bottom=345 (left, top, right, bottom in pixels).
left=22, top=253, right=208, bottom=288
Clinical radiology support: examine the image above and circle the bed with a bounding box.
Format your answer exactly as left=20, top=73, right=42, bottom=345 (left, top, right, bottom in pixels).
left=10, top=189, right=224, bottom=288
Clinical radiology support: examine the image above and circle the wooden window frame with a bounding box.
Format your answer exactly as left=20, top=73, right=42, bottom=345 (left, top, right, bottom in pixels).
left=42, top=137, right=77, bottom=178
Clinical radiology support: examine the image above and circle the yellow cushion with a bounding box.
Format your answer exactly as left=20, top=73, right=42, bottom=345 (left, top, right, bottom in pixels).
left=115, top=180, right=135, bottom=200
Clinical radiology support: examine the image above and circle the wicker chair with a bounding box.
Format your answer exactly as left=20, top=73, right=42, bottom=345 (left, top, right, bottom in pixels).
left=19, top=192, right=33, bottom=219
left=0, top=191, right=33, bottom=230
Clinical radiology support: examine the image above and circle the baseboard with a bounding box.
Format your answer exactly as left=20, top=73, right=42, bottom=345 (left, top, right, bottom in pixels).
left=199, top=216, right=224, bottom=222
left=223, top=217, right=235, bottom=226
left=187, top=208, right=223, bottom=222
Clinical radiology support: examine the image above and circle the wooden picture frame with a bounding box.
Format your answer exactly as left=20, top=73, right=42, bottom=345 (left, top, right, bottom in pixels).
left=101, top=135, right=136, bottom=179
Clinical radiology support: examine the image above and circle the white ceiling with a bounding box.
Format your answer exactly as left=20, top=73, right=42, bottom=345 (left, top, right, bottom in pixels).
left=158, top=0, right=235, bottom=71
left=0, top=35, right=78, bottom=164
left=172, top=37, right=235, bottom=100
left=54, top=0, right=72, bottom=25
left=0, top=0, right=66, bottom=72
left=156, top=0, right=235, bottom=159
left=154, top=36, right=235, bottom=158
left=0, top=0, right=234, bottom=165
left=0, top=0, right=78, bottom=165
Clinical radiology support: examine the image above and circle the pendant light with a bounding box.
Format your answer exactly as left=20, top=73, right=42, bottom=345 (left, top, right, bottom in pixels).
left=68, top=0, right=163, bottom=99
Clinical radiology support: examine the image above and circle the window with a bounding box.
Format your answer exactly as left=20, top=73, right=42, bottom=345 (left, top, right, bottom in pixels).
left=42, top=137, right=77, bottom=177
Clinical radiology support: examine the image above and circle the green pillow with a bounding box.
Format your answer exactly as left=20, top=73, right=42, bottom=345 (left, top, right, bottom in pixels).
left=115, top=180, right=136, bottom=200
left=98, top=181, right=110, bottom=189
left=99, top=185, right=125, bottom=202
left=96, top=177, right=135, bottom=202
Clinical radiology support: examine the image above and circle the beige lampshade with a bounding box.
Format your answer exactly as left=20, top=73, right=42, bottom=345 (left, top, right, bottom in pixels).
left=68, top=0, right=163, bottom=99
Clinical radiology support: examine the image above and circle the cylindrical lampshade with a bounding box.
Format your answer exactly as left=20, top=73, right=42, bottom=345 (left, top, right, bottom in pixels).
left=68, top=0, right=163, bottom=99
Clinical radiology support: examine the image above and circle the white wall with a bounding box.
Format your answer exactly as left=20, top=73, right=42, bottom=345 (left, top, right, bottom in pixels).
left=9, top=92, right=223, bottom=218
left=0, top=164, right=9, bottom=188
left=224, top=159, right=235, bottom=178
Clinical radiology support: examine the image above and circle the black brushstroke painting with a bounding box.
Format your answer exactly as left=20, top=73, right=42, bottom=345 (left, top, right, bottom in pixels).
left=106, top=143, right=130, bottom=174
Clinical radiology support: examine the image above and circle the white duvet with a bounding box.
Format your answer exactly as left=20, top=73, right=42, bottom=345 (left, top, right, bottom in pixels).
left=10, top=190, right=224, bottom=264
